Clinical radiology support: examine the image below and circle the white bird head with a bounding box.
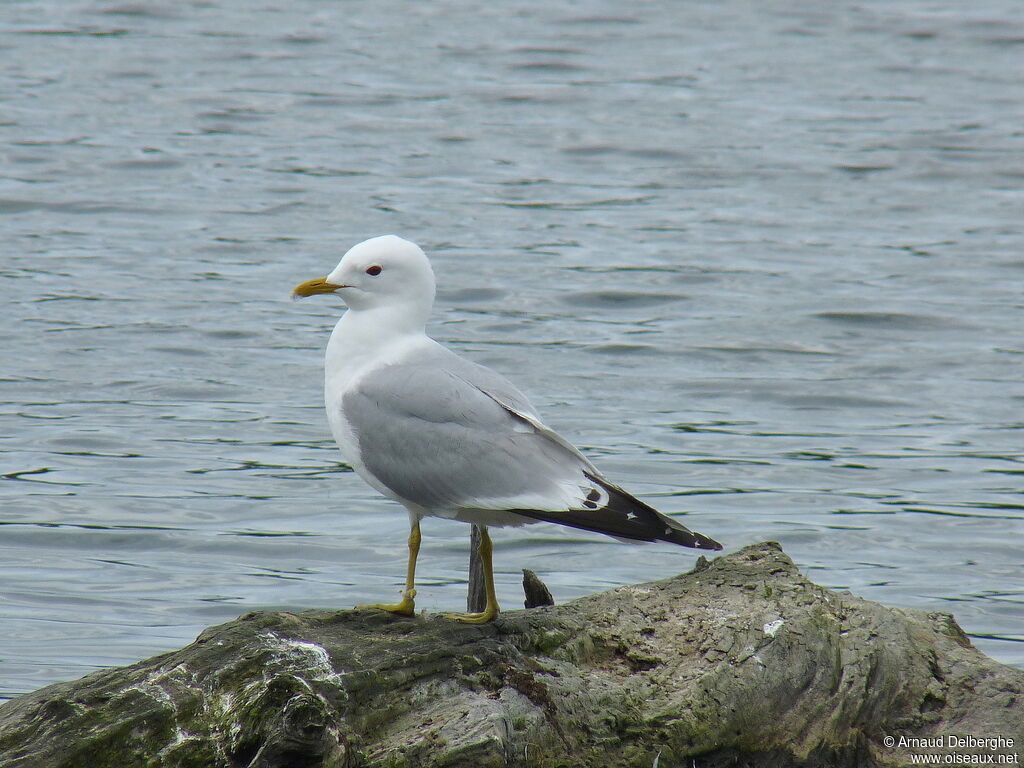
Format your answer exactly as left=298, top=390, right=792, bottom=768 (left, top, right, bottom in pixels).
left=293, top=235, right=436, bottom=321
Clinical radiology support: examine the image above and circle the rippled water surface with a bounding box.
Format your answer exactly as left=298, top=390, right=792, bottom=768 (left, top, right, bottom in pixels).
left=2, top=0, right=1023, bottom=698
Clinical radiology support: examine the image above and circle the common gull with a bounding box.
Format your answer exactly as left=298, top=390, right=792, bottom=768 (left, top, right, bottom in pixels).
left=293, top=235, right=722, bottom=623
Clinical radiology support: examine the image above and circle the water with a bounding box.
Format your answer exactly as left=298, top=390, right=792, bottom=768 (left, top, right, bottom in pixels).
left=2, top=0, right=1022, bottom=699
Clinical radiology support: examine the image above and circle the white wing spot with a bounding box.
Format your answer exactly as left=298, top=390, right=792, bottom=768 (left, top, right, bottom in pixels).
left=626, top=511, right=638, bottom=520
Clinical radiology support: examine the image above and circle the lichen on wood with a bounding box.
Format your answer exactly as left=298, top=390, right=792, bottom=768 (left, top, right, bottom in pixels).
left=1, top=543, right=1020, bottom=767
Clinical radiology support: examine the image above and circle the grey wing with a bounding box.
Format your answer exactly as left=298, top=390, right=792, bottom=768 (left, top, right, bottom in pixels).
left=343, top=349, right=723, bottom=551
left=342, top=359, right=592, bottom=513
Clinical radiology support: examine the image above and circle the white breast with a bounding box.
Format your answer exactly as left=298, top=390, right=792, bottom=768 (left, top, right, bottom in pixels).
left=323, top=312, right=431, bottom=504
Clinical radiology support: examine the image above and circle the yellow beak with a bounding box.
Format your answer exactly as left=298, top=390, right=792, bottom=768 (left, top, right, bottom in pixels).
left=292, top=277, right=345, bottom=299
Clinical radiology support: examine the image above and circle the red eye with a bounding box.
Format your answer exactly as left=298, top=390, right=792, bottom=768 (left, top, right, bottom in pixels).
left=366, top=265, right=382, bottom=276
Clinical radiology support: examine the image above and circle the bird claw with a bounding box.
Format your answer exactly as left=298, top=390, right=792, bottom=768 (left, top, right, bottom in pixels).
left=443, top=605, right=499, bottom=624
left=358, top=589, right=416, bottom=616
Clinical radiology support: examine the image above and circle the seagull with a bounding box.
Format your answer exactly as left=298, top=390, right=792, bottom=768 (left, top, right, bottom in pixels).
left=293, top=235, right=722, bottom=623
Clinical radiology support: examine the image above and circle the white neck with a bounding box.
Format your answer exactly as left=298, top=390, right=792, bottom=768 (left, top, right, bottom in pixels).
left=325, top=304, right=429, bottom=393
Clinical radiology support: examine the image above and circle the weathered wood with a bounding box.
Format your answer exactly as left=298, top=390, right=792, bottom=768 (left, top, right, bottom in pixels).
left=468, top=523, right=486, bottom=614
left=522, top=569, right=554, bottom=609
left=1, top=543, right=1020, bottom=767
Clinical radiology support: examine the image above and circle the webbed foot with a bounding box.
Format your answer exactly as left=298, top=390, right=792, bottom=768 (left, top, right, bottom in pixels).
left=443, top=599, right=499, bottom=624
left=358, top=589, right=416, bottom=616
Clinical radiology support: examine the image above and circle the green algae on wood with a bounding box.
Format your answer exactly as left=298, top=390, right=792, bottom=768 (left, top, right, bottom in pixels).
left=1, top=543, right=1021, bottom=768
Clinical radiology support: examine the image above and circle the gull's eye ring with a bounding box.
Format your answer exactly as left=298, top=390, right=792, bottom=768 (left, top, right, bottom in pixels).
left=366, top=265, right=382, bottom=276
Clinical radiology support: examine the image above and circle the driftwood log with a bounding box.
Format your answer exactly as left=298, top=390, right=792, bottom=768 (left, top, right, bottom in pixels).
left=0, top=542, right=1020, bottom=767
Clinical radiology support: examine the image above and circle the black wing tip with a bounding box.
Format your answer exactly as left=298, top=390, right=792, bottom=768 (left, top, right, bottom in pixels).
left=663, top=524, right=723, bottom=551
left=510, top=474, right=724, bottom=551
left=687, top=532, right=724, bottom=551
left=592, top=475, right=723, bottom=551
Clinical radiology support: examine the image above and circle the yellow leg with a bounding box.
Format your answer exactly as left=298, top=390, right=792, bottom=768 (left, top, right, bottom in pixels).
left=444, top=526, right=500, bottom=624
left=358, top=519, right=420, bottom=616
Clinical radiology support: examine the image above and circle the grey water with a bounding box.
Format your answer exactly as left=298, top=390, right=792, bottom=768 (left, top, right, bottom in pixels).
left=2, top=0, right=1022, bottom=699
